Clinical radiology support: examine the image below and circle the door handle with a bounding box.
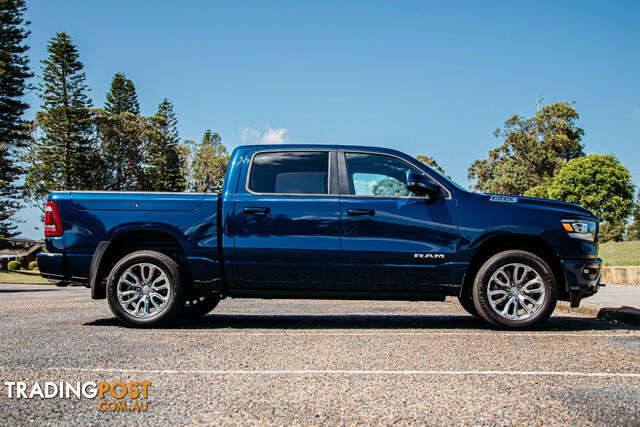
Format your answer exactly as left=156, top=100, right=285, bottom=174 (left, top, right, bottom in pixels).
left=347, top=208, right=375, bottom=216
left=243, top=207, right=270, bottom=216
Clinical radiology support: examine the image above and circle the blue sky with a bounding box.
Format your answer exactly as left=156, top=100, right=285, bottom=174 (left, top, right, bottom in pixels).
left=16, top=0, right=640, bottom=238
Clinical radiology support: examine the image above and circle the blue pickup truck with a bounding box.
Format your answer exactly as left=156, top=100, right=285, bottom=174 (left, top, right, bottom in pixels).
left=38, top=144, right=602, bottom=328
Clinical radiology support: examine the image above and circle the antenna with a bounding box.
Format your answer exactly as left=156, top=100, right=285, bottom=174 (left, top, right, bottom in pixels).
left=536, top=97, right=545, bottom=111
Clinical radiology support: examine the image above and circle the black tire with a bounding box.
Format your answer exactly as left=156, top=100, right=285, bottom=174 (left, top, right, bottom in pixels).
left=458, top=293, right=479, bottom=317
left=182, top=295, right=220, bottom=318
left=106, top=250, right=184, bottom=327
left=473, top=250, right=557, bottom=329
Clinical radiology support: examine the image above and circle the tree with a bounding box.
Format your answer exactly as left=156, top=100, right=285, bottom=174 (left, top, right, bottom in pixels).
left=104, top=72, right=139, bottom=115
left=25, top=32, right=97, bottom=208
left=523, top=184, right=550, bottom=199
left=372, top=177, right=409, bottom=197
left=94, top=110, right=148, bottom=191
left=468, top=102, right=584, bottom=195
left=139, top=99, right=185, bottom=191
left=95, top=73, right=144, bottom=190
left=415, top=155, right=446, bottom=176
left=0, top=0, right=32, bottom=246
left=187, top=130, right=229, bottom=193
left=626, top=185, right=640, bottom=240
left=547, top=154, right=634, bottom=225
left=599, top=221, right=625, bottom=243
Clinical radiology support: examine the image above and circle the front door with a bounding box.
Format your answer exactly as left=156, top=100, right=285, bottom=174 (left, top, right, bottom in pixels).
left=229, top=149, right=342, bottom=289
left=338, top=151, right=458, bottom=290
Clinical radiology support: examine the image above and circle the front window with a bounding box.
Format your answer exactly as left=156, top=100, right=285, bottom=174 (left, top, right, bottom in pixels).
left=345, top=152, right=429, bottom=197
left=248, top=151, right=329, bottom=195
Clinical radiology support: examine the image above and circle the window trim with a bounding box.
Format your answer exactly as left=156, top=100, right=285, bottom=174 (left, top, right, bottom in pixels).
left=340, top=150, right=452, bottom=200
left=245, top=149, right=334, bottom=197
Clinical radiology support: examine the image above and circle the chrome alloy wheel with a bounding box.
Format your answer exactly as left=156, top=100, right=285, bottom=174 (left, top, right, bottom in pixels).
left=116, top=262, right=171, bottom=319
left=486, top=263, right=546, bottom=321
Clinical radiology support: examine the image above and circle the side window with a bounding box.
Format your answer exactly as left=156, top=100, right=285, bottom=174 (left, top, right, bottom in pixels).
left=248, top=151, right=329, bottom=195
left=345, top=152, right=426, bottom=197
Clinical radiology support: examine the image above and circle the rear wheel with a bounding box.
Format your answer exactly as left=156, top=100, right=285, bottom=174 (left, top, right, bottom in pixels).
left=106, top=250, right=184, bottom=327
left=182, top=295, right=220, bottom=318
left=473, top=250, right=557, bottom=329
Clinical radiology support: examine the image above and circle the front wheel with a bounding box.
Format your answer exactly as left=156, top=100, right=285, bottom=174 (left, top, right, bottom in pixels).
left=473, top=250, right=557, bottom=329
left=106, top=250, right=184, bottom=327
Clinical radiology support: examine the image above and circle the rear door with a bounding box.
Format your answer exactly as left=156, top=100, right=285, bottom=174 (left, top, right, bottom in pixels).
left=338, top=151, right=458, bottom=290
left=228, top=149, right=342, bottom=289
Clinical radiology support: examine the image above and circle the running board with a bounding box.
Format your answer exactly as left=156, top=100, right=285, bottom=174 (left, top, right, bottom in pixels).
left=226, top=289, right=448, bottom=302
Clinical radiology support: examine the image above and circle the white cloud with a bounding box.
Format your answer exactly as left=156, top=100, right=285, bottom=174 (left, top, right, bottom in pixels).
left=261, top=125, right=288, bottom=144
left=238, top=122, right=289, bottom=144
left=239, top=125, right=260, bottom=143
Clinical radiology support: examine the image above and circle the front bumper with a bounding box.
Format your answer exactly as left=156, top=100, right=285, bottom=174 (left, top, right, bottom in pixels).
left=560, top=258, right=602, bottom=307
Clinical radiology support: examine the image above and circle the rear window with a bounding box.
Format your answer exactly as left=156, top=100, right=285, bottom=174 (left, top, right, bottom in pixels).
left=248, top=151, right=329, bottom=195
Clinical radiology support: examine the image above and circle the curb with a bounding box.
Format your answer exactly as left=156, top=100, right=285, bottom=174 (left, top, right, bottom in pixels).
left=556, top=301, right=640, bottom=326
left=556, top=301, right=601, bottom=317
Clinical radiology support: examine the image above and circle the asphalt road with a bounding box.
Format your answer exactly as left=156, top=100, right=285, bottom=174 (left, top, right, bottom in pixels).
left=1, top=284, right=639, bottom=425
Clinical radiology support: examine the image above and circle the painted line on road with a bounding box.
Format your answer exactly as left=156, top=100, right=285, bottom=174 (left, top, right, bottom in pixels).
left=6, top=366, right=639, bottom=378
left=152, top=331, right=640, bottom=338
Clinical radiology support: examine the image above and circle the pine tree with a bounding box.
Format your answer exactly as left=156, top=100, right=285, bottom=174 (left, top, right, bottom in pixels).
left=189, top=129, right=229, bottom=193
left=627, top=186, right=640, bottom=240
left=104, top=72, right=139, bottom=115
left=0, top=0, right=32, bottom=246
left=139, top=99, right=186, bottom=191
left=25, top=32, right=97, bottom=207
left=95, top=72, right=144, bottom=190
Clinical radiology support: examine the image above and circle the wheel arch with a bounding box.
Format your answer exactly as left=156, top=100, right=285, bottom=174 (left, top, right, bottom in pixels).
left=460, top=234, right=567, bottom=301
left=90, top=228, right=192, bottom=300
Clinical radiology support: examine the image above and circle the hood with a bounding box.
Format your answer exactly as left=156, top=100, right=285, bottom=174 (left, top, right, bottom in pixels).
left=478, top=193, right=598, bottom=220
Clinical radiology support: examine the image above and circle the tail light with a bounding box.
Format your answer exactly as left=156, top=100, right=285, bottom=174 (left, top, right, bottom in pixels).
left=44, top=201, right=63, bottom=237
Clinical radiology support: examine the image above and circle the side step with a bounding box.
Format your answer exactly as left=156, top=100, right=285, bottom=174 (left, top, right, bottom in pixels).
left=227, top=289, right=448, bottom=302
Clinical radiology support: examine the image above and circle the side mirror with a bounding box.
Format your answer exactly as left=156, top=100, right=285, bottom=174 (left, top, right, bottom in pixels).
left=407, top=173, right=441, bottom=198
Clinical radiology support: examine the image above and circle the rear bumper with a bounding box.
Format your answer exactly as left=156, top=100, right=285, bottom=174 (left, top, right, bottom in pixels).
left=37, top=252, right=67, bottom=280
left=560, top=258, right=602, bottom=307
left=37, top=252, right=91, bottom=283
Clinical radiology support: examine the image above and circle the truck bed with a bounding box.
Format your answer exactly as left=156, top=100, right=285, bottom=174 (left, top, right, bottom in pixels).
left=39, top=191, right=223, bottom=292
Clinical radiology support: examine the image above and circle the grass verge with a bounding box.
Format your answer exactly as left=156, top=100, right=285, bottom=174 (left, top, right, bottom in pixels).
left=599, top=240, right=640, bottom=266
left=0, top=270, right=50, bottom=284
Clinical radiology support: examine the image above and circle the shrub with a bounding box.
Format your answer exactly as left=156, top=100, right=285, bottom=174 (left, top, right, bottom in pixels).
left=548, top=154, right=634, bottom=223
left=28, top=260, right=38, bottom=270
left=7, top=260, right=21, bottom=271
left=599, top=221, right=625, bottom=243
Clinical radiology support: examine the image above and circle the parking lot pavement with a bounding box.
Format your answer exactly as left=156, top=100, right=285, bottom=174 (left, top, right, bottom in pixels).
left=589, top=283, right=640, bottom=307
left=1, top=284, right=639, bottom=425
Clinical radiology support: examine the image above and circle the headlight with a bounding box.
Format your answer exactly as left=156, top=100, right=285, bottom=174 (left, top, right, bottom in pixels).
left=562, top=220, right=597, bottom=241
